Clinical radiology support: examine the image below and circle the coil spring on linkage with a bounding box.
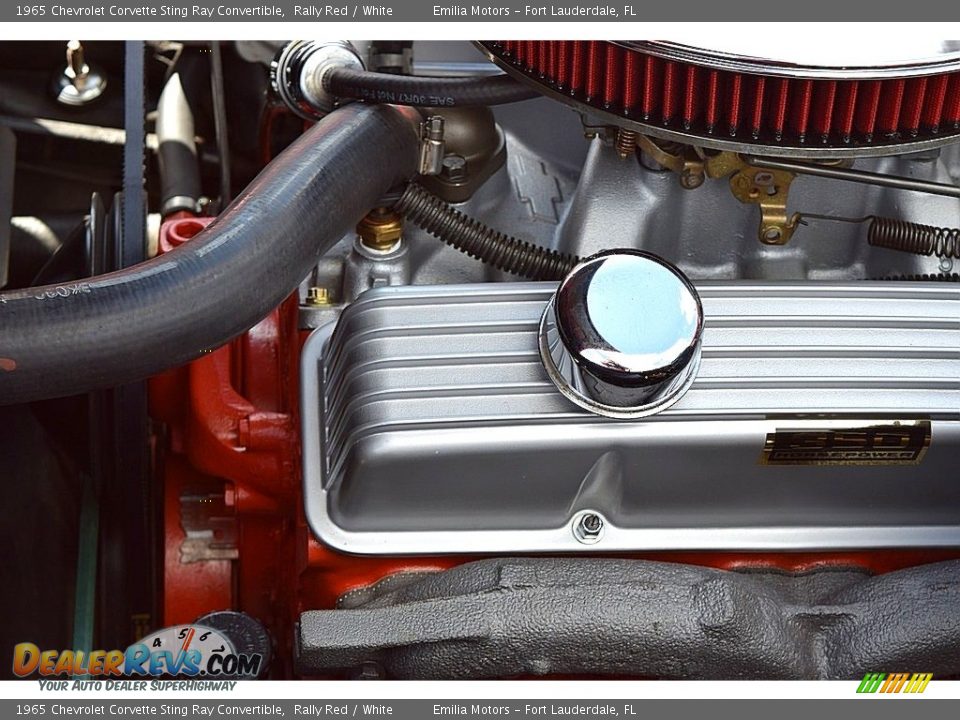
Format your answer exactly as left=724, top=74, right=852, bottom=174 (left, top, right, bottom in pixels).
left=867, top=217, right=960, bottom=259
left=878, top=273, right=960, bottom=281
left=395, top=182, right=581, bottom=281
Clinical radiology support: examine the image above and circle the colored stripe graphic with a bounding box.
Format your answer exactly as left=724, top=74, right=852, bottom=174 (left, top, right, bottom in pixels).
left=905, top=673, right=934, bottom=693
left=857, top=672, right=932, bottom=693
left=857, top=673, right=886, bottom=693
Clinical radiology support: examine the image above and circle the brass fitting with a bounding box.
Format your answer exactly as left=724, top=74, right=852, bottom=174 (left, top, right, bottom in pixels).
left=305, top=287, right=332, bottom=306
left=357, top=207, right=403, bottom=252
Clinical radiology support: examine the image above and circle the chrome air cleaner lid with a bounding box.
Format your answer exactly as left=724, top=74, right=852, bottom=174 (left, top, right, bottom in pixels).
left=539, top=250, right=703, bottom=419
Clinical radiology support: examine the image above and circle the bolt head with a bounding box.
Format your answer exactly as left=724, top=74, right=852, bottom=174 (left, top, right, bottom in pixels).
left=762, top=227, right=783, bottom=243
left=680, top=170, right=704, bottom=189
left=581, top=514, right=602, bottom=533
left=441, top=154, right=468, bottom=182
left=573, top=512, right=605, bottom=544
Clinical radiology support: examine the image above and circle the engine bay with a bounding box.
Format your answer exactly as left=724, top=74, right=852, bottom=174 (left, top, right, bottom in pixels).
left=0, top=39, right=958, bottom=680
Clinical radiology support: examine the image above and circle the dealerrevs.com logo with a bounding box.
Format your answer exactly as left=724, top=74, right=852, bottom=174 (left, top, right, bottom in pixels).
left=13, top=624, right=262, bottom=679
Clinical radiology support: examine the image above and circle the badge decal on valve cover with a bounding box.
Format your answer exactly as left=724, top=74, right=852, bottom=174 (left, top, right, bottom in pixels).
left=761, top=421, right=931, bottom=466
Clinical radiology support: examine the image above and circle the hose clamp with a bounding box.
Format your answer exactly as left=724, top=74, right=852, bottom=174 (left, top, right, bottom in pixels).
left=271, top=41, right=364, bottom=120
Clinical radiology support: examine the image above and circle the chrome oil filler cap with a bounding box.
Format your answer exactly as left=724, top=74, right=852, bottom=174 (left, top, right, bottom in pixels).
left=539, top=249, right=703, bottom=418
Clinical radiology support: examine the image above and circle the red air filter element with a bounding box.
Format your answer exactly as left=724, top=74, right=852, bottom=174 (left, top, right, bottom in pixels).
left=482, top=41, right=960, bottom=156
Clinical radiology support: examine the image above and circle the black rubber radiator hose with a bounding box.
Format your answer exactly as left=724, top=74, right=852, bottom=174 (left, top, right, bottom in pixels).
left=324, top=67, right=540, bottom=107
left=0, top=103, right=420, bottom=405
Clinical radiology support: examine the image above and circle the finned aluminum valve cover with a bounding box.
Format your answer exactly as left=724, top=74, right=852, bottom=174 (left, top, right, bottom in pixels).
left=302, top=282, right=960, bottom=555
